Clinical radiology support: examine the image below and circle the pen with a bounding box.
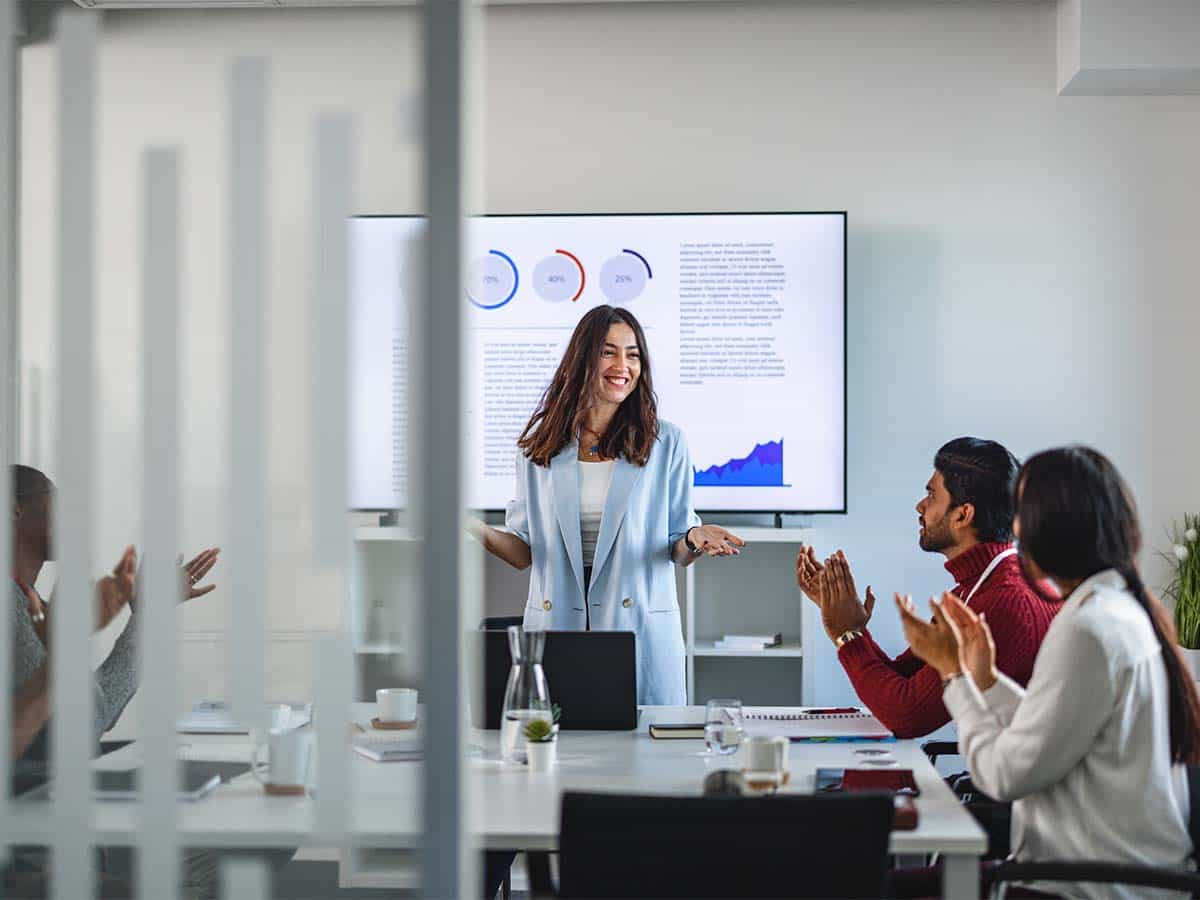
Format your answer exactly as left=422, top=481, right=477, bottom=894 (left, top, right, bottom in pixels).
left=805, top=707, right=859, bottom=715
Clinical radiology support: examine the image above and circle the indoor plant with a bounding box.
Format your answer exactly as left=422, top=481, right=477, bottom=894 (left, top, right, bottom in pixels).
left=1164, top=514, right=1200, bottom=678
left=523, top=716, right=557, bottom=772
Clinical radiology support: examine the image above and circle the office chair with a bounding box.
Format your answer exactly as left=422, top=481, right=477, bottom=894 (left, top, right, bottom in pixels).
left=527, top=791, right=895, bottom=899
left=924, top=742, right=1200, bottom=897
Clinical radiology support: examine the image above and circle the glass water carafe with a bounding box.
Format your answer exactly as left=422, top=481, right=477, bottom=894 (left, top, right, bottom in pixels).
left=500, top=626, right=552, bottom=762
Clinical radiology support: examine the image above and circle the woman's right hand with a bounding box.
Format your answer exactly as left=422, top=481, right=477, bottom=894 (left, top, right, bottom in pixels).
left=938, top=592, right=999, bottom=691
left=465, top=517, right=489, bottom=544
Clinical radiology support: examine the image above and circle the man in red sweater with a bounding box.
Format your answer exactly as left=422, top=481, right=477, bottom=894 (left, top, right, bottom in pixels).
left=796, top=437, right=1058, bottom=739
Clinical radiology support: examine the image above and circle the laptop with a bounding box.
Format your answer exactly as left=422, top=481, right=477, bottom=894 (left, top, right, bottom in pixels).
left=472, top=630, right=638, bottom=731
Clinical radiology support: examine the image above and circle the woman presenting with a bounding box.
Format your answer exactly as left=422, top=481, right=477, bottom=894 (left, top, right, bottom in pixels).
left=471, top=305, right=744, bottom=705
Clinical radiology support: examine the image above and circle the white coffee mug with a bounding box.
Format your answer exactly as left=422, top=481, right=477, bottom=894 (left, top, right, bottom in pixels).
left=253, top=727, right=313, bottom=789
left=743, top=735, right=789, bottom=780
left=377, top=688, right=418, bottom=723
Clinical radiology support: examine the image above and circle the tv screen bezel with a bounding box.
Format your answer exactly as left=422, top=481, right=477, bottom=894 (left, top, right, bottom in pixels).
left=349, top=210, right=848, bottom=516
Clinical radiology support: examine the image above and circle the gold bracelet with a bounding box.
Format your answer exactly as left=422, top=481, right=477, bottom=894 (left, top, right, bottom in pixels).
left=834, top=629, right=863, bottom=649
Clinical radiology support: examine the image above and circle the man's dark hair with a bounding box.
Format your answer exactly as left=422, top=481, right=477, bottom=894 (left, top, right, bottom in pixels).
left=11, top=464, right=53, bottom=499
left=933, top=437, right=1019, bottom=544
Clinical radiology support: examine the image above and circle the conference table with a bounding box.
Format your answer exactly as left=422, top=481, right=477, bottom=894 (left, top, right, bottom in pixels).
left=8, top=704, right=986, bottom=897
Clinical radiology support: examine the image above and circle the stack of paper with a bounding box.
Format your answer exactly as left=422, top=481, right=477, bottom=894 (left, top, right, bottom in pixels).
left=352, top=729, right=423, bottom=762
left=713, top=633, right=783, bottom=650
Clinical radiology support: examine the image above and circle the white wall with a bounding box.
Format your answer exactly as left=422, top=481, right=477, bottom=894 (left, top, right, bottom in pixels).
left=18, top=1, right=1200, bottom=710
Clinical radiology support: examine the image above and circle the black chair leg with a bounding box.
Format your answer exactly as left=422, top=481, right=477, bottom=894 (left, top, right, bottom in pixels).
left=502, top=870, right=511, bottom=900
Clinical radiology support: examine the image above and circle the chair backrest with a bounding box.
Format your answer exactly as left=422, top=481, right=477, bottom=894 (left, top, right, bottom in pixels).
left=556, top=791, right=894, bottom=899
left=1187, top=765, right=1200, bottom=857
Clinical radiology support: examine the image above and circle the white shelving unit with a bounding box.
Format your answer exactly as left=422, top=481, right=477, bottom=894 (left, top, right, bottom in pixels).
left=683, top=526, right=821, bottom=706
left=351, top=523, right=827, bottom=706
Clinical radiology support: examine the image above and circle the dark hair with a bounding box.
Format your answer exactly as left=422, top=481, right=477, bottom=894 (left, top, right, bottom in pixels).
left=1017, top=445, right=1200, bottom=764
left=933, top=437, right=1020, bottom=544
left=517, top=306, right=658, bottom=467
left=10, top=464, right=53, bottom=499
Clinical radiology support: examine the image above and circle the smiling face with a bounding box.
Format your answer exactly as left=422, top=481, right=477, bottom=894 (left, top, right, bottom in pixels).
left=592, top=322, right=642, bottom=407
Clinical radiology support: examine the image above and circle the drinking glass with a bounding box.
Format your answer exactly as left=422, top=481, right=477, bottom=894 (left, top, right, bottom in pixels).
left=704, top=699, right=744, bottom=756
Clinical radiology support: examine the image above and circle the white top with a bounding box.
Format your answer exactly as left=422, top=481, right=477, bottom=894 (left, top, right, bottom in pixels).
left=944, top=569, right=1193, bottom=900
left=578, top=459, right=614, bottom=568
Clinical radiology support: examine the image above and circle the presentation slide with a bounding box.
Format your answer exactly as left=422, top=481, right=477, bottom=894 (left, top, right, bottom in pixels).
left=349, top=213, right=845, bottom=512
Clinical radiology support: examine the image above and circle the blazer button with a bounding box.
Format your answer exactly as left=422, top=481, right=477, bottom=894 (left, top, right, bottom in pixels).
left=622, top=597, right=632, bottom=609
left=543, top=599, right=552, bottom=611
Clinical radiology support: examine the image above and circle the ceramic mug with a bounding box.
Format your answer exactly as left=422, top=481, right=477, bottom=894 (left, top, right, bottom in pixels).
left=252, top=727, right=313, bottom=790
left=377, top=688, right=418, bottom=723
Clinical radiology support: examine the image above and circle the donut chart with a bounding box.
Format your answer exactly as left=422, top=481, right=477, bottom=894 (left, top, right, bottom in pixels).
left=599, top=249, right=651, bottom=303
left=532, top=249, right=585, bottom=303
left=467, top=250, right=519, bottom=309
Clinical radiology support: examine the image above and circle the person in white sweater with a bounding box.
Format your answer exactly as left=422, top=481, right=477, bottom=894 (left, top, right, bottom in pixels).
left=898, top=445, right=1198, bottom=900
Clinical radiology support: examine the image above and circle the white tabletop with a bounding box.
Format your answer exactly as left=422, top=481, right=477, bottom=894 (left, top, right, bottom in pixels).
left=7, top=704, right=986, bottom=856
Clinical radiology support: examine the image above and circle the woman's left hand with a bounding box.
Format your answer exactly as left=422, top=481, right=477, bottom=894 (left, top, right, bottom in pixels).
left=180, top=548, right=221, bottom=601
left=689, top=525, right=745, bottom=558
left=895, top=592, right=961, bottom=679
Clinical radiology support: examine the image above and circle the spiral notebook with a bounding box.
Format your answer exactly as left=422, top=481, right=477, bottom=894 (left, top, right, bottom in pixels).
left=742, top=707, right=893, bottom=742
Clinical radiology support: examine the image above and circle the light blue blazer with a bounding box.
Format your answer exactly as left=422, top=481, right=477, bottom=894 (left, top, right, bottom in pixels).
left=504, top=420, right=701, bottom=706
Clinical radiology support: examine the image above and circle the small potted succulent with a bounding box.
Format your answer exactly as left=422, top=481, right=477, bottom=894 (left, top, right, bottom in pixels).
left=523, top=716, right=557, bottom=772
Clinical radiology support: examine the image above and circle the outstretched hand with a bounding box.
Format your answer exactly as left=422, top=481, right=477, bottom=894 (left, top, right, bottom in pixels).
left=689, top=525, right=745, bottom=558
left=179, top=548, right=220, bottom=601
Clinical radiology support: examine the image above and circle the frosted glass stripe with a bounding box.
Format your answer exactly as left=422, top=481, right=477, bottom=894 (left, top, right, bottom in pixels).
left=138, top=147, right=182, bottom=900
left=422, top=0, right=480, bottom=893
left=0, top=0, right=17, bottom=864
left=228, top=57, right=268, bottom=731
left=311, top=114, right=350, bottom=568
left=220, top=857, right=268, bottom=900
left=53, top=8, right=97, bottom=899
left=313, top=632, right=352, bottom=839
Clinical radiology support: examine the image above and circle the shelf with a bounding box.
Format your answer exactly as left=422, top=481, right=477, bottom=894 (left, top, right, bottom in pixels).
left=716, top=527, right=812, bottom=544
left=691, top=640, right=803, bottom=658
left=354, top=643, right=407, bottom=655
left=354, top=527, right=418, bottom=542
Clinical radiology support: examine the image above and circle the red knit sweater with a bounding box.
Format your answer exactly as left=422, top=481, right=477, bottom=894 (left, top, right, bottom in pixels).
left=837, top=541, right=1059, bottom=739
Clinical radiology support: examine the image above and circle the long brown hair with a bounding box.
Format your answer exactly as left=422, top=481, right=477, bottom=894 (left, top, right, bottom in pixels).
left=518, top=306, right=659, bottom=467
left=1017, top=446, right=1200, bottom=764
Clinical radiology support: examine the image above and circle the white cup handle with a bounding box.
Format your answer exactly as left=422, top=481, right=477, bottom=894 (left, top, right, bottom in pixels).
left=251, top=741, right=270, bottom=786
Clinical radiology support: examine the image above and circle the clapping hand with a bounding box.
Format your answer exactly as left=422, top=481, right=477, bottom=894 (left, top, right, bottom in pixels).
left=96, top=545, right=137, bottom=631
left=795, top=544, right=825, bottom=606
left=894, top=591, right=962, bottom=680
left=815, top=551, right=876, bottom=642
left=938, top=592, right=999, bottom=691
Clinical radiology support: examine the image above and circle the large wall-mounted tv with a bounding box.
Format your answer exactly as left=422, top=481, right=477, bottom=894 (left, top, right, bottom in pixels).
left=349, top=212, right=846, bottom=513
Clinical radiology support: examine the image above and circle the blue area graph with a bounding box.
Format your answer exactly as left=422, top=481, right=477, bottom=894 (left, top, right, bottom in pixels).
left=694, top=440, right=785, bottom=487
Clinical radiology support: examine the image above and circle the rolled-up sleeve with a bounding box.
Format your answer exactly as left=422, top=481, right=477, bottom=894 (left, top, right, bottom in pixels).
left=502, top=452, right=531, bottom=545
left=942, top=627, right=1112, bottom=802
left=667, top=430, right=702, bottom=552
